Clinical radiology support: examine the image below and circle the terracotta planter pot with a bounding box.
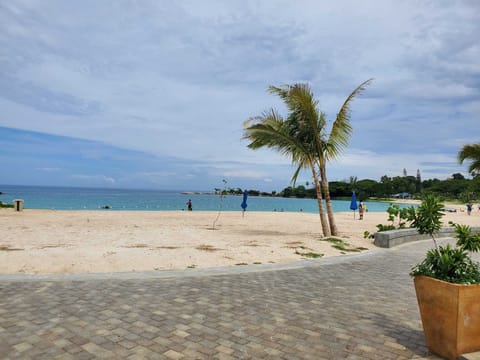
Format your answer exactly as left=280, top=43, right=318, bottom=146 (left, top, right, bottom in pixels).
left=414, top=275, right=480, bottom=359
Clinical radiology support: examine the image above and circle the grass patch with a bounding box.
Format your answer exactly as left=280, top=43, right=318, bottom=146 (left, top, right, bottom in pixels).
left=38, top=245, right=63, bottom=249
left=0, top=201, right=13, bottom=208
left=243, top=241, right=261, bottom=247
left=294, top=245, right=323, bottom=258
left=206, top=226, right=221, bottom=231
left=302, top=252, right=324, bottom=258
left=295, top=248, right=324, bottom=258
left=285, top=244, right=310, bottom=250
left=196, top=244, right=222, bottom=252
left=253, top=262, right=262, bottom=264
left=0, top=245, right=23, bottom=251
left=156, top=246, right=179, bottom=250
left=286, top=241, right=304, bottom=247
left=320, top=237, right=365, bottom=252
left=235, top=262, right=248, bottom=266
left=332, top=244, right=360, bottom=252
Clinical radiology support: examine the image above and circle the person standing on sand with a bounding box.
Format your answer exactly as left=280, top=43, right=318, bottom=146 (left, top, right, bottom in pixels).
left=187, top=199, right=192, bottom=211
left=358, top=201, right=364, bottom=220
left=467, top=202, right=472, bottom=215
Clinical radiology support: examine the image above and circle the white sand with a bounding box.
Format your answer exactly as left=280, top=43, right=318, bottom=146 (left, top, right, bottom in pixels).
left=0, top=207, right=478, bottom=274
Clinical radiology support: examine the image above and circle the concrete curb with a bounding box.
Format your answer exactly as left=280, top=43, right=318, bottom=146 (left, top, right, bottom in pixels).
left=374, top=226, right=480, bottom=248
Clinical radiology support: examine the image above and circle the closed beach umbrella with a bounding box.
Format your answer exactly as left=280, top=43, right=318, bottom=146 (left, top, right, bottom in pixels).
left=350, top=191, right=358, bottom=219
left=241, top=190, right=248, bottom=216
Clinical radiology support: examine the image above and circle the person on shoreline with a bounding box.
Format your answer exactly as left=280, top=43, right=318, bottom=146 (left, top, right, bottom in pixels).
left=359, top=201, right=364, bottom=220
left=467, top=202, right=472, bottom=215
left=187, top=199, right=192, bottom=211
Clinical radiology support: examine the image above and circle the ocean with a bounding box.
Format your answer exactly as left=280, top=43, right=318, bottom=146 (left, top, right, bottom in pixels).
left=0, top=185, right=402, bottom=213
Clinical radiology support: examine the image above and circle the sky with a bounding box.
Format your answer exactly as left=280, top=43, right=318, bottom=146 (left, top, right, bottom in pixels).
left=0, top=1, right=479, bottom=191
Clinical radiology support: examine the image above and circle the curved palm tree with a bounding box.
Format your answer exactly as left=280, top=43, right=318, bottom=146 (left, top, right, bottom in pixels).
left=243, top=109, right=331, bottom=236
left=458, top=143, right=480, bottom=175
left=319, top=79, right=372, bottom=235
left=244, top=79, right=372, bottom=236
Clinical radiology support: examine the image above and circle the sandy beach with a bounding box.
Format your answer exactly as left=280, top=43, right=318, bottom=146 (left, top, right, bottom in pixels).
left=1, top=206, right=478, bottom=275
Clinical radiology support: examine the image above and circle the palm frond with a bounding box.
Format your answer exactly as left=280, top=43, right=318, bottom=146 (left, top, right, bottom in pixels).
left=458, top=143, right=480, bottom=173
left=291, top=163, right=303, bottom=186
left=268, top=85, right=293, bottom=109
left=326, top=78, right=373, bottom=159
left=243, top=108, right=313, bottom=166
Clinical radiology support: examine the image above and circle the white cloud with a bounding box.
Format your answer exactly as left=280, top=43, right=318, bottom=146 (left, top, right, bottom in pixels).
left=221, top=169, right=269, bottom=179
left=0, top=0, right=479, bottom=189
left=70, top=174, right=116, bottom=185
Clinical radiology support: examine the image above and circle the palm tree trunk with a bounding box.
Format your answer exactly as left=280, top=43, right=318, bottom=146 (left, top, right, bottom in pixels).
left=320, top=164, right=338, bottom=236
left=312, top=168, right=330, bottom=237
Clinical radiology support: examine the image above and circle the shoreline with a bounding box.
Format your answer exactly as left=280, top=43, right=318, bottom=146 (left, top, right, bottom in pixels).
left=1, top=208, right=478, bottom=275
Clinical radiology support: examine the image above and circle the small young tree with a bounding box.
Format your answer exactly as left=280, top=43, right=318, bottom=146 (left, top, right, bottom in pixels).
left=410, top=194, right=480, bottom=284
left=212, top=179, right=227, bottom=230
left=410, top=194, right=443, bottom=250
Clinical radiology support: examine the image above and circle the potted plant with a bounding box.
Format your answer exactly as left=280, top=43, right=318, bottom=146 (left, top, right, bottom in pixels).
left=410, top=194, right=480, bottom=359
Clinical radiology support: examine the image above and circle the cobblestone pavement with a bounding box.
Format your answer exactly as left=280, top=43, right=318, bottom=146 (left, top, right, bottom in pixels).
left=0, top=239, right=452, bottom=359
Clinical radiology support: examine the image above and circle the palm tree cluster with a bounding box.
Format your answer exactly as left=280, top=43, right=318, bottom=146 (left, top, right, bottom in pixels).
left=243, top=79, right=372, bottom=237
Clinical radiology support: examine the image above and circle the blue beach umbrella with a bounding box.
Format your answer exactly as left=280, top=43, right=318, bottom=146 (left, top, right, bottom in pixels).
left=241, top=190, right=248, bottom=216
left=350, top=191, right=358, bottom=219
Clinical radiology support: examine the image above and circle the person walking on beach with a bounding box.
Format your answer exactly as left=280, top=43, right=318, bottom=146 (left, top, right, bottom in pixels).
left=187, top=199, right=192, bottom=211
left=467, top=202, right=472, bottom=215
left=358, top=201, right=364, bottom=220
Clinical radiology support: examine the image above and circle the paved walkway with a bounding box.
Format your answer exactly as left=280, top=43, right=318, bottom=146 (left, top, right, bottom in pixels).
left=0, top=239, right=451, bottom=359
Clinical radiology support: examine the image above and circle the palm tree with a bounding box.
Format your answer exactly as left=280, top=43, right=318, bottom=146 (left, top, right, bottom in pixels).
left=317, top=79, right=372, bottom=235
left=244, top=79, right=372, bottom=236
left=458, top=143, right=480, bottom=175
left=243, top=108, right=331, bottom=236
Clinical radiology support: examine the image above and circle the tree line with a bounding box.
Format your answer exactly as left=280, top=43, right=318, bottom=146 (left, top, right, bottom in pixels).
left=276, top=172, right=479, bottom=202
left=224, top=171, right=478, bottom=203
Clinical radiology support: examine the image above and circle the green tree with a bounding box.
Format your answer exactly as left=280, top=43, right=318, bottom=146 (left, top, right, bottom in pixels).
left=243, top=108, right=330, bottom=236
left=411, top=194, right=444, bottom=250
left=281, top=186, right=294, bottom=198
left=243, top=79, right=372, bottom=236
left=458, top=143, right=480, bottom=175
left=328, top=181, right=350, bottom=197
left=380, top=175, right=393, bottom=197
left=416, top=169, right=422, bottom=193
left=293, top=185, right=306, bottom=198
left=355, top=179, right=377, bottom=199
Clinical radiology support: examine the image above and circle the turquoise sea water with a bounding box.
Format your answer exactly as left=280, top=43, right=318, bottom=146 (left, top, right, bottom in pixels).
left=0, top=185, right=404, bottom=213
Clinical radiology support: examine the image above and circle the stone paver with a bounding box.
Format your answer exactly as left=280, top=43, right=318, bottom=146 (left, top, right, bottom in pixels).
left=0, top=239, right=457, bottom=359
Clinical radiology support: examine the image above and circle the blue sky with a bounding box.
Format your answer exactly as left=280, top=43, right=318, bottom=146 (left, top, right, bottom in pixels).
left=1, top=1, right=479, bottom=191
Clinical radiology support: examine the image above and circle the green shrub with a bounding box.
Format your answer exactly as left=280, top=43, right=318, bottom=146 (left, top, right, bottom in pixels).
left=374, top=204, right=416, bottom=233
left=411, top=245, right=480, bottom=284
left=0, top=201, right=13, bottom=208
left=410, top=195, right=480, bottom=284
